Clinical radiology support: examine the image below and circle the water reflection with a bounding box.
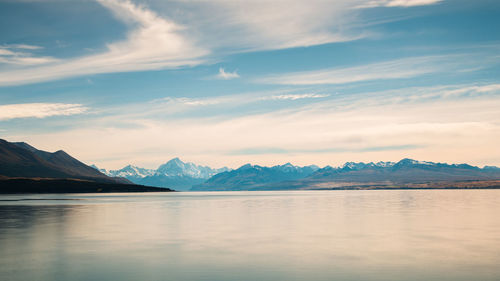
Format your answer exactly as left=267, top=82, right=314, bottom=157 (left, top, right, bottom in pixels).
left=1, top=190, right=500, bottom=281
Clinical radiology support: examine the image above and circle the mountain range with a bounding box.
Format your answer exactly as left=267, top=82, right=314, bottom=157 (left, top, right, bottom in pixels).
left=196, top=158, right=500, bottom=191
left=310, top=159, right=500, bottom=183
left=95, top=158, right=500, bottom=191
left=2, top=138, right=500, bottom=192
left=0, top=139, right=171, bottom=193
left=94, top=158, right=229, bottom=191
left=191, top=163, right=319, bottom=191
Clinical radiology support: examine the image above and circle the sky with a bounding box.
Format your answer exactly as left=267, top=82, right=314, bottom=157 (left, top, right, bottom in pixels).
left=0, top=0, right=499, bottom=170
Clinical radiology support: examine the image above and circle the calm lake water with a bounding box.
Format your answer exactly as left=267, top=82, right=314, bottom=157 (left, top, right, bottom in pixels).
left=1, top=190, right=500, bottom=281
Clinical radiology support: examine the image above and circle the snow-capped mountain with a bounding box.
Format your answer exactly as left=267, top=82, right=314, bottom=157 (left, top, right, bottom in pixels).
left=106, top=165, right=155, bottom=179
left=275, top=162, right=320, bottom=173
left=309, top=158, right=499, bottom=184
left=193, top=158, right=500, bottom=191
left=93, top=158, right=500, bottom=191
left=375, top=161, right=396, bottom=167
left=94, top=158, right=230, bottom=191
left=155, top=157, right=227, bottom=178
left=340, top=161, right=396, bottom=170
left=336, top=159, right=440, bottom=170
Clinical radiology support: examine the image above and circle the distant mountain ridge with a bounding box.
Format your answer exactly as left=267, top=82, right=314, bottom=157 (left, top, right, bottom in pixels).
left=192, top=158, right=500, bottom=191
left=94, top=164, right=155, bottom=179
left=191, top=163, right=319, bottom=191
left=95, top=158, right=500, bottom=191
left=95, top=158, right=229, bottom=191
left=309, top=158, right=497, bottom=183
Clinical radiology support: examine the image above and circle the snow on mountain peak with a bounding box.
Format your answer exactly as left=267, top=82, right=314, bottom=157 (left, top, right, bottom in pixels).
left=106, top=165, right=155, bottom=178
left=375, top=161, right=396, bottom=167
left=396, top=158, right=436, bottom=167
left=156, top=158, right=229, bottom=178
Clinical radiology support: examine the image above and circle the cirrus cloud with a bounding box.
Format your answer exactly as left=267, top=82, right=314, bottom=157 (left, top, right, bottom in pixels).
left=0, top=103, right=88, bottom=121
left=0, top=0, right=208, bottom=86
left=0, top=0, right=444, bottom=86
left=0, top=45, right=58, bottom=66
left=260, top=93, right=331, bottom=100
left=256, top=55, right=492, bottom=86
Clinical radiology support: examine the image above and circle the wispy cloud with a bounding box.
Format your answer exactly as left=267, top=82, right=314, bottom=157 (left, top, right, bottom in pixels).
left=261, top=93, right=330, bottom=101
left=148, top=0, right=442, bottom=52
left=436, top=84, right=500, bottom=98
left=0, top=56, right=59, bottom=66
left=0, top=0, right=445, bottom=86
left=0, top=0, right=207, bottom=86
left=257, top=55, right=486, bottom=85
left=160, top=97, right=222, bottom=106
left=0, top=103, right=88, bottom=121
left=383, top=0, right=442, bottom=7
left=13, top=82, right=500, bottom=168
left=0, top=45, right=58, bottom=66
left=229, top=144, right=421, bottom=155
left=216, top=68, right=240, bottom=80
left=0, top=49, right=15, bottom=56
left=122, top=82, right=500, bottom=122
left=149, top=91, right=330, bottom=115
left=2, top=44, right=43, bottom=50
left=358, top=0, right=442, bottom=8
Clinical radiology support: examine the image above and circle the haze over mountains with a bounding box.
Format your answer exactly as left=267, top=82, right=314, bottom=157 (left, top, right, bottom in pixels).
left=96, top=158, right=500, bottom=191
left=2, top=138, right=500, bottom=192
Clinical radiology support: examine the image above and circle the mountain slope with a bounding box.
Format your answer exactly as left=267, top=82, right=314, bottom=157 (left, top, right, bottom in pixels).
left=192, top=163, right=319, bottom=191
left=0, top=139, right=63, bottom=178
left=0, top=139, right=128, bottom=184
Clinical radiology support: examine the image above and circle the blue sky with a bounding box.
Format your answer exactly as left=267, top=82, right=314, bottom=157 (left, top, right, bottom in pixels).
left=0, top=0, right=499, bottom=169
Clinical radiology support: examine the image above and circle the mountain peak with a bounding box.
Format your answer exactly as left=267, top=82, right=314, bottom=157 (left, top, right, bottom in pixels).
left=167, top=157, right=182, bottom=163
left=376, top=161, right=395, bottom=167
left=158, top=158, right=185, bottom=170
left=106, top=165, right=155, bottom=178
left=156, top=158, right=228, bottom=179
left=239, top=163, right=254, bottom=170
left=395, top=158, right=435, bottom=167
left=341, top=161, right=371, bottom=170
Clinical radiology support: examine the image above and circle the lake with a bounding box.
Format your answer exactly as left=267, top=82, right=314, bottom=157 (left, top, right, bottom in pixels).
left=1, top=190, right=499, bottom=281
